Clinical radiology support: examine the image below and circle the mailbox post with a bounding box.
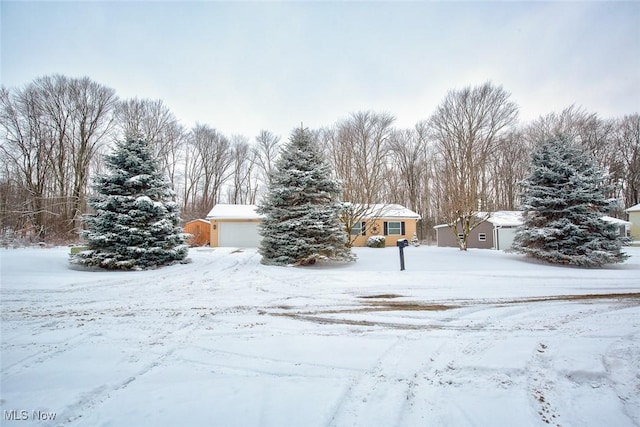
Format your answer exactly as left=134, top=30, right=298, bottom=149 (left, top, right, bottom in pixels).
left=396, top=238, right=408, bottom=271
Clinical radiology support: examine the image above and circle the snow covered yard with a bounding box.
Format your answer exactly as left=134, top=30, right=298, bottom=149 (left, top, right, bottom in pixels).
left=1, top=245, right=639, bottom=427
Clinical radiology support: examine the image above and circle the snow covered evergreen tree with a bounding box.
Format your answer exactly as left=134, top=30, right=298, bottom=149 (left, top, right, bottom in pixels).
left=71, top=136, right=188, bottom=270
left=257, top=127, right=353, bottom=266
left=512, top=134, right=628, bottom=267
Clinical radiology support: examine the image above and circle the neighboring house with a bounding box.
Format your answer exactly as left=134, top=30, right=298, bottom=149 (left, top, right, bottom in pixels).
left=204, top=203, right=421, bottom=248
left=183, top=219, right=211, bottom=246
left=206, top=204, right=264, bottom=248
left=626, top=203, right=640, bottom=240
left=602, top=215, right=632, bottom=239
left=347, top=204, right=421, bottom=247
left=434, top=211, right=630, bottom=250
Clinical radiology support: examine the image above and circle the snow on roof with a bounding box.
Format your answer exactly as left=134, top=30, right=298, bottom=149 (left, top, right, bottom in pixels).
left=625, top=203, right=640, bottom=213
left=206, top=204, right=263, bottom=220
left=433, top=211, right=630, bottom=229
left=185, top=219, right=211, bottom=224
left=602, top=215, right=631, bottom=226
left=355, top=204, right=421, bottom=219
left=206, top=203, right=420, bottom=220
left=486, top=211, right=523, bottom=227
left=433, top=211, right=523, bottom=229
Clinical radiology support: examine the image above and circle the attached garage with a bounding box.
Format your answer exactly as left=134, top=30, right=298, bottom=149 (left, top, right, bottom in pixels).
left=206, top=204, right=264, bottom=248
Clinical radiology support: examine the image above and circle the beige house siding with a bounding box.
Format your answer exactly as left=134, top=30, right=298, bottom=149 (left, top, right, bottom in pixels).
left=350, top=218, right=419, bottom=247
left=629, top=211, right=640, bottom=240
left=209, top=218, right=262, bottom=247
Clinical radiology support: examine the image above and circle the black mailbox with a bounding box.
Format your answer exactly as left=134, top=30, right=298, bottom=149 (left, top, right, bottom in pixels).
left=396, top=239, right=408, bottom=270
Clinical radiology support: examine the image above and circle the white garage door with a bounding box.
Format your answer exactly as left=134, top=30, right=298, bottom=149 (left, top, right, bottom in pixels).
left=218, top=222, right=261, bottom=247
left=497, top=227, right=517, bottom=251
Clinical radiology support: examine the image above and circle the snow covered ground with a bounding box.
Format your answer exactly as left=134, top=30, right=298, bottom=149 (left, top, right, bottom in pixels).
left=1, top=245, right=639, bottom=427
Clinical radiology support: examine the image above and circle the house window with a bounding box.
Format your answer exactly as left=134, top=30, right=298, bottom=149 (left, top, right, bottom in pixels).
left=385, top=221, right=404, bottom=236
left=351, top=221, right=366, bottom=236
left=478, top=233, right=486, bottom=242
left=457, top=233, right=464, bottom=241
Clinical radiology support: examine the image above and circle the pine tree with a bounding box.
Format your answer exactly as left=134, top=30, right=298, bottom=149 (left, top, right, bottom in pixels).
left=257, top=127, right=354, bottom=266
left=71, top=136, right=188, bottom=270
left=512, top=134, right=629, bottom=267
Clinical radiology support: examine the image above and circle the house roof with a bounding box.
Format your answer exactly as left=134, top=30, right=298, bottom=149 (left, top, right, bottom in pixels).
left=626, top=203, right=640, bottom=213
left=206, top=204, right=263, bottom=220
left=206, top=203, right=420, bottom=220
left=602, top=215, right=632, bottom=226
left=356, top=204, right=421, bottom=219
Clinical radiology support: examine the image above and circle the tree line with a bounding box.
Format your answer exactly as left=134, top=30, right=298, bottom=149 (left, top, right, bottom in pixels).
left=1, top=75, right=638, bottom=243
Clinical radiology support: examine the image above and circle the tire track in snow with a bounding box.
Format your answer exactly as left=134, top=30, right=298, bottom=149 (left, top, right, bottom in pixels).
left=60, top=319, right=201, bottom=425
left=327, top=331, right=430, bottom=427
left=602, top=332, right=640, bottom=425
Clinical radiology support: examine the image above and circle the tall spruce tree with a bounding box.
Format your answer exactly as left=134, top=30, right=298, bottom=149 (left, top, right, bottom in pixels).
left=72, top=136, right=188, bottom=270
left=512, top=134, right=629, bottom=267
left=257, top=127, right=353, bottom=266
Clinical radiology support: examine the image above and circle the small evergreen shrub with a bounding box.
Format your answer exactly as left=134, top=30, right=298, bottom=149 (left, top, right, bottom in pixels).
left=366, top=236, right=386, bottom=248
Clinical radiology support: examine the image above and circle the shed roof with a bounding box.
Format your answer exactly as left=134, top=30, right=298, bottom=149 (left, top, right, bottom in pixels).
left=486, top=211, right=523, bottom=227
left=433, top=211, right=522, bottom=229
left=434, top=211, right=631, bottom=229
left=626, top=203, right=640, bottom=213
left=185, top=219, right=210, bottom=225
left=206, top=204, right=263, bottom=220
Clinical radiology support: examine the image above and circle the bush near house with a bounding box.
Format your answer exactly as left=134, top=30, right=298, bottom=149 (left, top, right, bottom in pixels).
left=367, top=236, right=386, bottom=248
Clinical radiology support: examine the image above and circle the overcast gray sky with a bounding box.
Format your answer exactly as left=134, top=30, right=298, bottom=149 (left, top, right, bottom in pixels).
left=2, top=1, right=639, bottom=139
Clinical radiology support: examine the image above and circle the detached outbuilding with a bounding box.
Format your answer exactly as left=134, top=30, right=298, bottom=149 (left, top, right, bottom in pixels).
left=206, top=204, right=264, bottom=248
left=434, top=211, right=521, bottom=250
left=183, top=219, right=211, bottom=246
left=434, top=211, right=631, bottom=250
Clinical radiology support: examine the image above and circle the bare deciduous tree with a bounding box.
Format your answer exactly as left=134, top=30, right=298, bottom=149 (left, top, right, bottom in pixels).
left=182, top=124, right=233, bottom=218
left=114, top=98, right=185, bottom=189
left=328, top=111, right=395, bottom=204
left=252, top=129, right=281, bottom=192
left=430, top=82, right=518, bottom=250
left=614, top=114, right=640, bottom=208
left=226, top=135, right=257, bottom=204
left=490, top=130, right=530, bottom=211
left=0, top=75, right=117, bottom=240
